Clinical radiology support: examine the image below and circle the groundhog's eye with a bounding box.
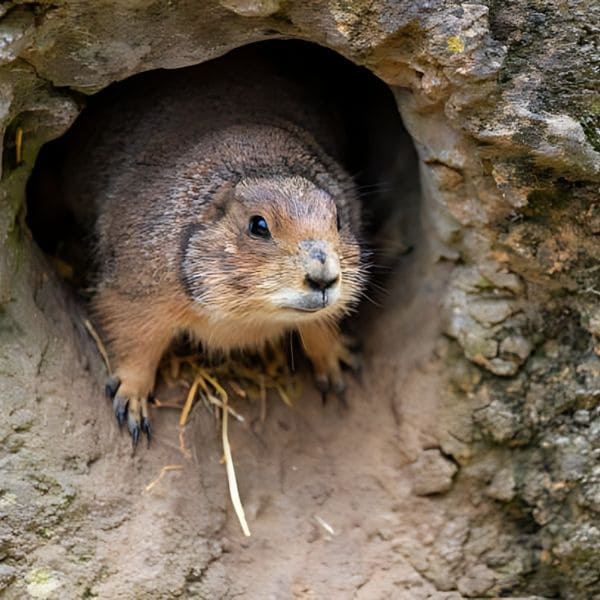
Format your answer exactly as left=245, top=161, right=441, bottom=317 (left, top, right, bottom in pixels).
left=336, top=211, right=342, bottom=231
left=249, top=215, right=271, bottom=239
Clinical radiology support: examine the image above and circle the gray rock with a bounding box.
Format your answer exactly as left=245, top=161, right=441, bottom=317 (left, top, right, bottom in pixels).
left=500, top=335, right=533, bottom=361
left=456, top=564, right=496, bottom=597
left=219, top=0, right=281, bottom=17
left=410, top=449, right=458, bottom=496
left=468, top=299, right=516, bottom=326
left=485, top=467, right=516, bottom=502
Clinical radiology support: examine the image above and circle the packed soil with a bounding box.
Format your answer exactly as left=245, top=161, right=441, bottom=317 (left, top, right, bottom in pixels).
left=54, top=247, right=459, bottom=599
left=217, top=257, right=456, bottom=599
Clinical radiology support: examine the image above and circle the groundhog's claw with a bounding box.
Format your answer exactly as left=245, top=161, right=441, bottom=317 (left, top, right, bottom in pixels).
left=106, top=377, right=151, bottom=448
left=113, top=394, right=127, bottom=427
left=300, top=322, right=361, bottom=406
left=310, top=334, right=361, bottom=407
left=315, top=372, right=347, bottom=406
left=105, top=375, right=121, bottom=399
left=124, top=395, right=150, bottom=449
left=128, top=412, right=152, bottom=447
left=141, top=416, right=152, bottom=440
left=315, top=376, right=331, bottom=405
left=127, top=413, right=152, bottom=448
left=128, top=411, right=141, bottom=447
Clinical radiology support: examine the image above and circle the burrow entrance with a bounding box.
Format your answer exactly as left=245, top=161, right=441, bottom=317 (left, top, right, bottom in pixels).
left=22, top=41, right=454, bottom=598
left=27, top=40, right=421, bottom=302
left=25, top=38, right=430, bottom=435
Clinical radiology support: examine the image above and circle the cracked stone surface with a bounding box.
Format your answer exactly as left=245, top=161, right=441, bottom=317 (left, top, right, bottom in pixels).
left=1, top=1, right=599, bottom=598
left=409, top=449, right=458, bottom=496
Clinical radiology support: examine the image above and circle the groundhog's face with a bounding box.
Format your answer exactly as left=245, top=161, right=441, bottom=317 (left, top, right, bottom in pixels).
left=181, top=176, right=365, bottom=324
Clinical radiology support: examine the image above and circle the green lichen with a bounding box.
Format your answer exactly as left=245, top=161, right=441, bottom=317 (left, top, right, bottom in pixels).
left=474, top=275, right=496, bottom=290
left=447, top=35, right=465, bottom=53
left=25, top=568, right=62, bottom=598
left=36, top=527, right=54, bottom=539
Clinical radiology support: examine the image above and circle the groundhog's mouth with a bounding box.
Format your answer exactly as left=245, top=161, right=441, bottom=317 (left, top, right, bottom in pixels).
left=275, top=288, right=340, bottom=314
left=289, top=306, right=322, bottom=313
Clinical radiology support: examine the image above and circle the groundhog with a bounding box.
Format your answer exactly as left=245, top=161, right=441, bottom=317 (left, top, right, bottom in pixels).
left=59, top=50, right=366, bottom=445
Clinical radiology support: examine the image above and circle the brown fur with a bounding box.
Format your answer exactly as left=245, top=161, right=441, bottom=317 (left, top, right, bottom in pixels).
left=62, top=50, right=367, bottom=439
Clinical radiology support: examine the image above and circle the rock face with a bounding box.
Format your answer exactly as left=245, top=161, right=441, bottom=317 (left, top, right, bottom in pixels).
left=1, top=1, right=599, bottom=598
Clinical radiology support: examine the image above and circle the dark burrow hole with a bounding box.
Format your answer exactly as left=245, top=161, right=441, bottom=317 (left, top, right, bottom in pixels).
left=26, top=39, right=421, bottom=383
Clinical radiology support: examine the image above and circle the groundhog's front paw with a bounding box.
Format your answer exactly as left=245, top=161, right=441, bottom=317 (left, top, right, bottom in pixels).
left=311, top=335, right=361, bottom=405
left=105, top=376, right=152, bottom=447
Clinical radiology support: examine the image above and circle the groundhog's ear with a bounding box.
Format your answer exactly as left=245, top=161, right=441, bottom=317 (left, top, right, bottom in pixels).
left=204, top=181, right=236, bottom=222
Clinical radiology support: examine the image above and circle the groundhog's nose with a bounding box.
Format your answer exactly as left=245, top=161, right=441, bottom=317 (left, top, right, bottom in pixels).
left=300, top=240, right=340, bottom=291
left=305, top=271, right=339, bottom=291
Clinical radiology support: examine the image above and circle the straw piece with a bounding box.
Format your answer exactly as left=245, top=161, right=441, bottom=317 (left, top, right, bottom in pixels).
left=275, top=383, right=293, bottom=407
left=229, top=380, right=247, bottom=398
left=144, top=464, right=183, bottom=493
left=315, top=515, right=335, bottom=536
left=15, top=127, right=23, bottom=164
left=221, top=388, right=251, bottom=537
left=205, top=393, right=245, bottom=422
left=83, top=318, right=111, bottom=373
left=179, top=376, right=201, bottom=426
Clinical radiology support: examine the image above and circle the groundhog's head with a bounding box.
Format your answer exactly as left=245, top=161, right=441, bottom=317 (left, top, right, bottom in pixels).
left=181, top=175, right=365, bottom=325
